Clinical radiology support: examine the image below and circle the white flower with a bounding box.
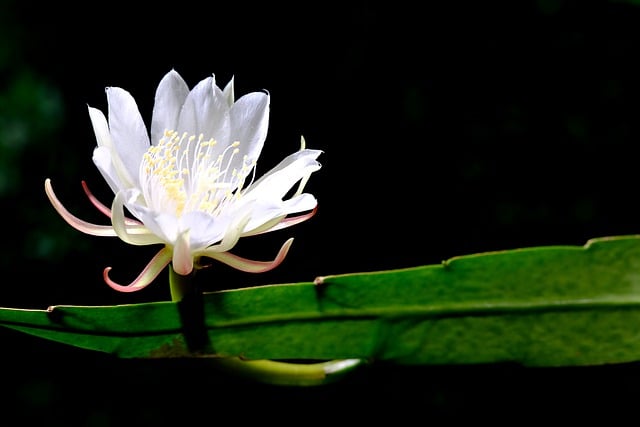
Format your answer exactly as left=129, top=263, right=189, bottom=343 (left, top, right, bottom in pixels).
left=45, top=70, right=322, bottom=292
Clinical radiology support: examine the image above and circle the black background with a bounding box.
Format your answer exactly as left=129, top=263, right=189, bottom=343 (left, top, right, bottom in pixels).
left=3, top=0, right=640, bottom=423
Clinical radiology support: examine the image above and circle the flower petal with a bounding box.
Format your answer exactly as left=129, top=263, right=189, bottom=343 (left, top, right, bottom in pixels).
left=103, top=247, right=172, bottom=292
left=123, top=202, right=181, bottom=244
left=150, top=69, right=190, bottom=146
left=177, top=75, right=229, bottom=143
left=249, top=206, right=317, bottom=236
left=172, top=229, right=193, bottom=275
left=199, top=212, right=252, bottom=253
left=222, top=75, right=235, bottom=106
left=203, top=238, right=294, bottom=273
left=242, top=148, right=322, bottom=201
left=280, top=193, right=318, bottom=214
left=111, top=190, right=164, bottom=245
left=236, top=195, right=316, bottom=236
left=81, top=180, right=142, bottom=225
left=105, top=86, right=151, bottom=188
left=228, top=91, right=270, bottom=170
left=240, top=215, right=286, bottom=237
left=89, top=112, right=130, bottom=194
left=87, top=106, right=112, bottom=149
left=44, top=178, right=117, bottom=237
left=225, top=198, right=283, bottom=234
left=179, top=210, right=229, bottom=249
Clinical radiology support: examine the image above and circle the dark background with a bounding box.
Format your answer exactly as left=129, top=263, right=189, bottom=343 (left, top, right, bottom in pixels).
left=3, top=0, right=640, bottom=423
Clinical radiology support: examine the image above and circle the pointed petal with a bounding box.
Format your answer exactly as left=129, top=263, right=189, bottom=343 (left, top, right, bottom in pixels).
left=177, top=75, right=229, bottom=142
left=89, top=109, right=130, bottom=194
left=242, top=149, right=322, bottom=201
left=272, top=205, right=317, bottom=229
left=111, top=190, right=164, bottom=245
left=81, top=179, right=111, bottom=217
left=229, top=186, right=317, bottom=237
left=238, top=197, right=317, bottom=237
left=200, top=212, right=252, bottom=253
left=87, top=106, right=112, bottom=149
left=225, top=199, right=282, bottom=235
left=227, top=91, right=270, bottom=170
left=293, top=136, right=312, bottom=197
left=81, top=180, right=142, bottom=225
left=203, top=238, right=293, bottom=273
left=172, top=229, right=193, bottom=275
left=222, top=75, right=235, bottom=106
left=150, top=69, right=190, bottom=146
left=44, top=178, right=117, bottom=237
left=103, top=247, right=172, bottom=292
left=123, top=201, right=184, bottom=244
left=251, top=206, right=317, bottom=235
left=240, top=214, right=285, bottom=237
left=281, top=193, right=318, bottom=214
left=106, top=87, right=151, bottom=188
left=178, top=210, right=229, bottom=249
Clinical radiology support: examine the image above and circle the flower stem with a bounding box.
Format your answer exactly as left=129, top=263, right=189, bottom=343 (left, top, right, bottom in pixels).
left=168, top=264, right=365, bottom=386
left=169, top=264, right=194, bottom=302
left=169, top=265, right=211, bottom=354
left=211, top=357, right=366, bottom=386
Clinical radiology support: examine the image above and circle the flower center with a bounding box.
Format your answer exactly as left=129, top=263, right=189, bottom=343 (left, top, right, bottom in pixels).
left=140, top=129, right=255, bottom=217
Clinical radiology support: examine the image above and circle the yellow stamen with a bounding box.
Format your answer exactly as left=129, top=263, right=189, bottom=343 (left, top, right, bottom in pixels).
left=139, top=130, right=256, bottom=218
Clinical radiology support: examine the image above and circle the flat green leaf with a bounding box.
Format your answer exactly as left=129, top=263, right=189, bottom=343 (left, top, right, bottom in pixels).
left=3, top=235, right=640, bottom=367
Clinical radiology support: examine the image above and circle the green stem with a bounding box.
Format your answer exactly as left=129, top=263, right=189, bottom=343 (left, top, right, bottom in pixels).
left=169, top=265, right=194, bottom=302
left=169, top=265, right=210, bottom=353
left=168, top=264, right=365, bottom=386
left=211, top=357, right=366, bottom=386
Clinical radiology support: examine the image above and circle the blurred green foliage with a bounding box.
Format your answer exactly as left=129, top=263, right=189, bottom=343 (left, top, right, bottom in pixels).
left=0, top=0, right=98, bottom=306
left=0, top=71, right=63, bottom=195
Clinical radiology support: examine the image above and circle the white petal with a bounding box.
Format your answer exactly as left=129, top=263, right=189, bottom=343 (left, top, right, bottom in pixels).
left=150, top=69, right=190, bottom=146
left=125, top=201, right=177, bottom=243
left=201, top=212, right=251, bottom=253
left=92, top=146, right=125, bottom=195
left=88, top=106, right=112, bottom=149
left=280, top=193, right=318, bottom=213
left=228, top=91, right=270, bottom=169
left=176, top=75, right=229, bottom=142
left=111, top=190, right=164, bottom=246
left=243, top=149, right=322, bottom=201
left=246, top=205, right=316, bottom=236
left=235, top=200, right=284, bottom=234
left=233, top=195, right=316, bottom=237
left=126, top=204, right=229, bottom=252
left=172, top=229, right=193, bottom=275
left=222, top=76, right=235, bottom=106
left=106, top=87, right=151, bottom=188
left=179, top=211, right=229, bottom=249
left=89, top=107, right=134, bottom=192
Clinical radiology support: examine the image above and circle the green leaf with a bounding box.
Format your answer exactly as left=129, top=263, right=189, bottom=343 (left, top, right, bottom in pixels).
left=3, top=234, right=640, bottom=367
